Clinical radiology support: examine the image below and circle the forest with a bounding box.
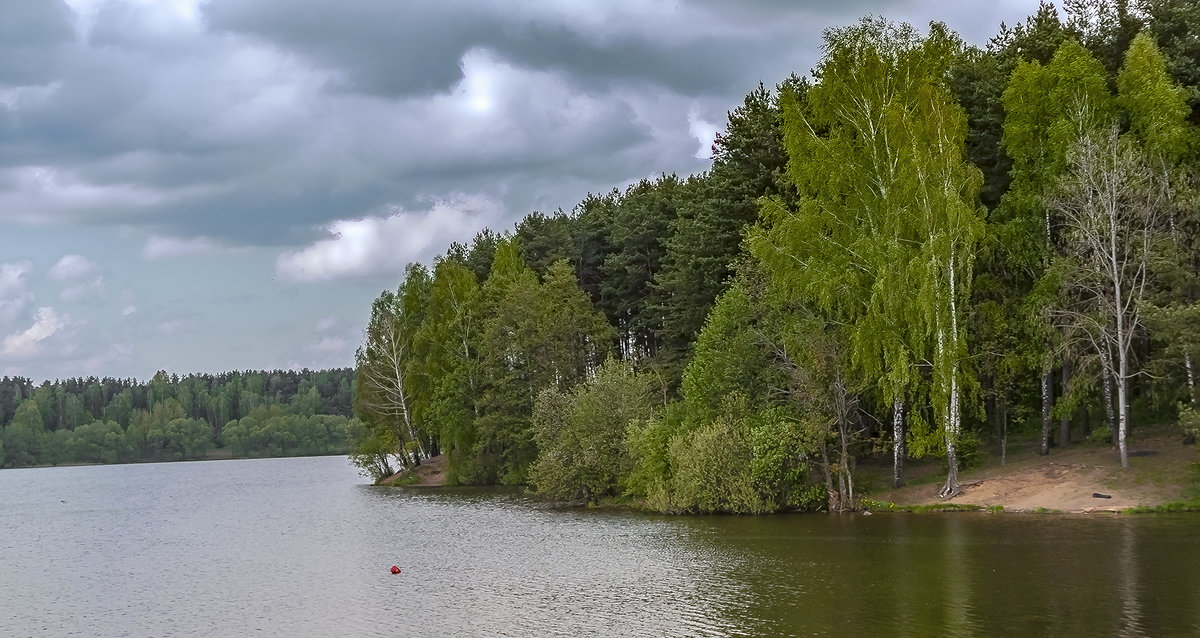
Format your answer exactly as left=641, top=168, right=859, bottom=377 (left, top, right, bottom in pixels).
left=0, top=368, right=357, bottom=467
left=351, top=0, right=1200, bottom=513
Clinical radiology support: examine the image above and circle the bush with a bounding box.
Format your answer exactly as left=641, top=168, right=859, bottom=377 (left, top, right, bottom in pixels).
left=1179, top=404, right=1200, bottom=441
left=1087, top=424, right=1113, bottom=445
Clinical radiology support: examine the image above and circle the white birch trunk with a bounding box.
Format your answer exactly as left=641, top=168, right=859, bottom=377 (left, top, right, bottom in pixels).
left=892, top=398, right=905, bottom=489
left=1103, top=362, right=1117, bottom=437
left=1117, top=347, right=1130, bottom=469
left=1186, top=353, right=1196, bottom=404
left=939, top=253, right=961, bottom=499
left=1110, top=195, right=1130, bottom=470
left=1060, top=360, right=1072, bottom=447
left=1040, top=370, right=1053, bottom=456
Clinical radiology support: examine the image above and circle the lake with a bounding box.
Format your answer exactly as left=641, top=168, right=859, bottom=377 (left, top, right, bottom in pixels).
left=1, top=455, right=1198, bottom=637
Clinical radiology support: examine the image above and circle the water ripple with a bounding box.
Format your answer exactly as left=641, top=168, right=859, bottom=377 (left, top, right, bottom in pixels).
left=4, top=460, right=1200, bottom=636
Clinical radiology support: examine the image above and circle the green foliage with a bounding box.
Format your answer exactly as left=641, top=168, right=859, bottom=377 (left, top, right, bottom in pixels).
left=1118, top=32, right=1192, bottom=159
left=679, top=276, right=785, bottom=424
left=64, top=420, right=131, bottom=464
left=600, top=175, right=683, bottom=361
left=514, top=211, right=576, bottom=277
left=528, top=358, right=655, bottom=503
left=418, top=257, right=483, bottom=483
left=347, top=417, right=399, bottom=483
left=3, top=399, right=46, bottom=467
left=223, top=404, right=350, bottom=459
left=0, top=371, right=353, bottom=468
left=662, top=404, right=765, bottom=514
left=1179, top=404, right=1200, bottom=440
left=0, top=368, right=355, bottom=467
left=1088, top=423, right=1114, bottom=445
left=647, top=394, right=823, bottom=514
left=1139, top=0, right=1200, bottom=125
left=655, top=80, right=797, bottom=377
left=624, top=406, right=683, bottom=504
left=749, top=410, right=825, bottom=509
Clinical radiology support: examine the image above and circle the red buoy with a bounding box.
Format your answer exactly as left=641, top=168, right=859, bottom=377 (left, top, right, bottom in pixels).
left=390, top=565, right=401, bottom=574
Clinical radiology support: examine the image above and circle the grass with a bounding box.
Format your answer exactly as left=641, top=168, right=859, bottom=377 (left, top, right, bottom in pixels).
left=1123, top=460, right=1200, bottom=513
left=860, top=498, right=987, bottom=513
left=386, top=473, right=423, bottom=486
left=1123, top=500, right=1200, bottom=513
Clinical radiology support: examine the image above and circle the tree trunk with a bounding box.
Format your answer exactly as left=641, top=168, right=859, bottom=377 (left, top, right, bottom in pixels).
left=1000, top=399, right=1008, bottom=466
left=840, top=419, right=855, bottom=506
left=937, top=254, right=961, bottom=500
left=1186, top=352, right=1196, bottom=404
left=820, top=440, right=835, bottom=511
left=1112, top=223, right=1129, bottom=469
left=892, top=398, right=905, bottom=489
left=940, top=436, right=959, bottom=499
left=1040, top=369, right=1054, bottom=456
left=831, top=376, right=856, bottom=511
left=1059, top=359, right=1072, bottom=447
left=1117, top=354, right=1130, bottom=469
left=1103, top=362, right=1117, bottom=441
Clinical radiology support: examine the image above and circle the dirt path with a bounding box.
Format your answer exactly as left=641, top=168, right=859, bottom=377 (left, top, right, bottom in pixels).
left=875, top=436, right=1196, bottom=512
left=378, top=454, right=448, bottom=487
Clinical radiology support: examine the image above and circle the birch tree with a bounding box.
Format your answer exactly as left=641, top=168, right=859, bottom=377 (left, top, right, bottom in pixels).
left=1049, top=127, right=1167, bottom=468
left=907, top=51, right=986, bottom=498
left=751, top=18, right=982, bottom=496
left=1000, top=40, right=1116, bottom=455
left=354, top=264, right=431, bottom=467
left=1118, top=32, right=1198, bottom=405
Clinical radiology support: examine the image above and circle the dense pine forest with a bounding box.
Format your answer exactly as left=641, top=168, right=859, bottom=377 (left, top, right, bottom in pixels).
left=351, top=0, right=1200, bottom=512
left=0, top=369, right=356, bottom=467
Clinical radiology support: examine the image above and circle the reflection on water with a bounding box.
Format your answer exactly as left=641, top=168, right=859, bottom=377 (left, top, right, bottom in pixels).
left=2, top=457, right=1199, bottom=637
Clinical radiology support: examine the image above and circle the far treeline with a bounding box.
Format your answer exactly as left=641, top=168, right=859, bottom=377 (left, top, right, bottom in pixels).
left=352, top=0, right=1200, bottom=512
left=0, top=369, right=357, bottom=467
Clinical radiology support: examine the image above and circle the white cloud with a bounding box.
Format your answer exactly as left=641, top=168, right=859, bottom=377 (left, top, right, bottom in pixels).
left=155, top=318, right=194, bottom=335
left=275, top=194, right=503, bottom=281
left=0, top=295, right=33, bottom=326
left=48, top=254, right=99, bottom=280
left=0, top=166, right=169, bottom=225
left=0, top=261, right=32, bottom=296
left=0, top=262, right=35, bottom=325
left=143, top=235, right=224, bottom=260
left=688, top=109, right=719, bottom=160
left=122, top=305, right=138, bottom=316
left=69, top=342, right=137, bottom=377
left=313, top=316, right=338, bottom=333
left=60, top=277, right=106, bottom=302
left=2, top=307, right=69, bottom=359
left=284, top=331, right=355, bottom=371
left=308, top=335, right=346, bottom=353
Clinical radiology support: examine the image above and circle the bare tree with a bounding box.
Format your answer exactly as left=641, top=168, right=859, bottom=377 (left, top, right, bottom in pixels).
left=1049, top=127, right=1168, bottom=468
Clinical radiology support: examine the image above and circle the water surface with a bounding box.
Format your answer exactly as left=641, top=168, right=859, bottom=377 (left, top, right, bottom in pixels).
left=1, top=456, right=1197, bottom=636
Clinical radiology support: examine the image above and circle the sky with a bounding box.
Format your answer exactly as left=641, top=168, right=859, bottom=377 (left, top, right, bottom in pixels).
left=0, top=0, right=1046, bottom=382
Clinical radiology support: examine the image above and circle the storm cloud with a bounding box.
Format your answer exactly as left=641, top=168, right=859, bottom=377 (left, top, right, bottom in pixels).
left=0, top=0, right=1043, bottom=380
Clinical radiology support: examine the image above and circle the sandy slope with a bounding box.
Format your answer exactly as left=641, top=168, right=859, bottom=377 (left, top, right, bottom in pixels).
left=378, top=454, right=448, bottom=486
left=875, top=435, right=1197, bottom=512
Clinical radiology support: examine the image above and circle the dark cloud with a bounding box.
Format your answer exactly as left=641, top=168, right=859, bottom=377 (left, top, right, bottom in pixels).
left=200, top=0, right=832, bottom=99
left=0, top=0, right=74, bottom=85
left=0, top=0, right=1039, bottom=249
left=0, top=0, right=1046, bottom=381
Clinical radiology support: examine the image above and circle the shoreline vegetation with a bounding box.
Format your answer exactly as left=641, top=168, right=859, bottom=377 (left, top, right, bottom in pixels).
left=350, top=2, right=1200, bottom=516
left=381, top=430, right=1200, bottom=515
